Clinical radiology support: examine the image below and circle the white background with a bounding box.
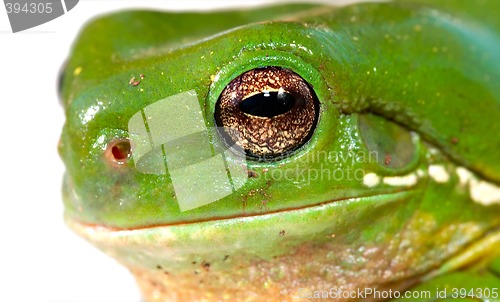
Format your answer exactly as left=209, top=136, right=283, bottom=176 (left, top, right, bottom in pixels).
left=0, top=1, right=360, bottom=301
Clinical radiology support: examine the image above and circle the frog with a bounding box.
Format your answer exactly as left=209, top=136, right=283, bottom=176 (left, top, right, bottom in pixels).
left=58, top=1, right=500, bottom=301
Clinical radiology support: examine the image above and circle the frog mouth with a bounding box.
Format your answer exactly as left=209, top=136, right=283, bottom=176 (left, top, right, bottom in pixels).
left=66, top=190, right=446, bottom=300
left=66, top=188, right=417, bottom=231
left=65, top=188, right=500, bottom=299
left=66, top=190, right=416, bottom=252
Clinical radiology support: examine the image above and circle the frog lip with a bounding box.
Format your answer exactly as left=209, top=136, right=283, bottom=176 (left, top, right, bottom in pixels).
left=65, top=190, right=416, bottom=270
left=65, top=189, right=415, bottom=232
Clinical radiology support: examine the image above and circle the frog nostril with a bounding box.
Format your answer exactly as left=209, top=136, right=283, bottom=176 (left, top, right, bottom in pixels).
left=106, top=138, right=132, bottom=165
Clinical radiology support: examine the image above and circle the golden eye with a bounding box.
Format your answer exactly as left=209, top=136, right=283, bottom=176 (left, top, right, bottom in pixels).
left=215, top=67, right=319, bottom=159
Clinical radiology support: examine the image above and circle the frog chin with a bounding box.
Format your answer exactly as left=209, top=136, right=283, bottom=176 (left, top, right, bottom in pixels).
left=65, top=190, right=441, bottom=300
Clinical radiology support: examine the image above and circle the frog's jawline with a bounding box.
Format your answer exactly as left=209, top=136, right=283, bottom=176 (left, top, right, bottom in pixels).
left=66, top=190, right=425, bottom=302
left=69, top=189, right=413, bottom=231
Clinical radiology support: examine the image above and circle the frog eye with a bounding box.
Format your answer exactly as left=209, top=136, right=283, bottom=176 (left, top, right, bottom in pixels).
left=105, top=138, right=132, bottom=166
left=215, top=66, right=319, bottom=159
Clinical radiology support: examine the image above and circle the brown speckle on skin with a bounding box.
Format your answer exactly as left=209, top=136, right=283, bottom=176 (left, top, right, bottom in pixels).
left=260, top=200, right=269, bottom=211
left=451, top=137, right=459, bottom=144
left=129, top=76, right=141, bottom=86
left=385, top=154, right=392, bottom=166
left=247, top=170, right=258, bottom=178
left=202, top=262, right=211, bottom=271
left=279, top=230, right=286, bottom=236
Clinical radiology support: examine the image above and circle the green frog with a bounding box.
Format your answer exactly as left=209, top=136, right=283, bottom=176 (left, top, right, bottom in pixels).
left=59, top=1, right=500, bottom=301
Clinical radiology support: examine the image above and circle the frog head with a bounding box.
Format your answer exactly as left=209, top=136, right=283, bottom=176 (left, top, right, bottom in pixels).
left=59, top=2, right=500, bottom=300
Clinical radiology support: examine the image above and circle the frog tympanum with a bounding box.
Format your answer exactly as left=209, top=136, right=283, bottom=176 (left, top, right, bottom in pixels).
left=59, top=1, right=500, bottom=301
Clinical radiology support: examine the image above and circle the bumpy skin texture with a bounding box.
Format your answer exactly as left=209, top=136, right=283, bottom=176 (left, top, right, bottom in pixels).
left=59, top=1, right=500, bottom=301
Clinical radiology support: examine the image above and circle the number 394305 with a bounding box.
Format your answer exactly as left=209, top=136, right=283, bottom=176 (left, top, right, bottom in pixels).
left=5, top=2, right=53, bottom=14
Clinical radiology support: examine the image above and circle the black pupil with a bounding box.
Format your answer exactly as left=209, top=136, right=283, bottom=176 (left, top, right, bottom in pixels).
left=239, top=91, right=297, bottom=117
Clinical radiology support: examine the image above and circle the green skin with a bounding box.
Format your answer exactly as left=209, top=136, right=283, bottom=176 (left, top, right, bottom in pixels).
left=59, top=1, right=500, bottom=301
